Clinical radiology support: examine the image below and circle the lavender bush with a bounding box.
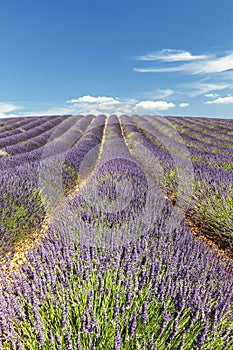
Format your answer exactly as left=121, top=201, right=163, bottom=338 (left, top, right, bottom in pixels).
left=131, top=115, right=233, bottom=250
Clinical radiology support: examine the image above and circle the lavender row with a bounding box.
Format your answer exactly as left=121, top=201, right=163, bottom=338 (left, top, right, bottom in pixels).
left=133, top=115, right=233, bottom=250
left=37, top=115, right=92, bottom=159
left=33, top=114, right=96, bottom=222
left=67, top=114, right=154, bottom=229
left=0, top=116, right=37, bottom=133
left=0, top=116, right=48, bottom=141
left=188, top=148, right=233, bottom=171
left=146, top=116, right=233, bottom=155
left=165, top=119, right=233, bottom=151
left=62, top=114, right=106, bottom=193
left=173, top=132, right=233, bottom=157
left=166, top=116, right=233, bottom=134
left=0, top=116, right=68, bottom=150
left=0, top=155, right=233, bottom=348
left=0, top=162, right=47, bottom=254
left=182, top=115, right=233, bottom=129
left=120, top=115, right=192, bottom=208
left=0, top=116, right=94, bottom=253
left=143, top=116, right=233, bottom=175
left=62, top=115, right=134, bottom=226
left=0, top=116, right=56, bottom=141
left=0, top=115, right=88, bottom=172
left=0, top=117, right=18, bottom=128
left=166, top=117, right=233, bottom=151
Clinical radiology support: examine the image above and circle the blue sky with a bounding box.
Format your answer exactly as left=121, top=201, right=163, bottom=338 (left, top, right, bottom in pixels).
left=0, top=0, right=233, bottom=118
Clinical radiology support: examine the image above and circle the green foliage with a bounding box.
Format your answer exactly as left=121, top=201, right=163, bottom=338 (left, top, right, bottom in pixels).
left=3, top=252, right=231, bottom=349
left=220, top=161, right=233, bottom=171
left=1, top=197, right=30, bottom=241
left=63, top=163, right=77, bottom=177
left=192, top=180, right=233, bottom=246
left=0, top=149, right=10, bottom=157
left=0, top=189, right=45, bottom=249
left=212, top=149, right=220, bottom=154
left=191, top=155, right=202, bottom=162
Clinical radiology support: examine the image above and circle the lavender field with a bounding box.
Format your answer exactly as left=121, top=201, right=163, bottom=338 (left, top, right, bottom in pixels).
left=0, top=114, right=233, bottom=349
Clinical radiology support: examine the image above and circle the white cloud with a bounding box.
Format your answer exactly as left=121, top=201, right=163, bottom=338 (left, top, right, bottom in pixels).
left=179, top=102, right=189, bottom=107
left=205, top=95, right=233, bottom=104
left=135, top=50, right=233, bottom=76
left=64, top=95, right=136, bottom=116
left=66, top=99, right=81, bottom=104
left=155, top=88, right=174, bottom=98
left=138, top=49, right=209, bottom=62
left=143, top=88, right=174, bottom=100
left=66, top=95, right=120, bottom=105
left=22, top=96, right=136, bottom=117
left=0, top=113, right=20, bottom=119
left=179, top=80, right=231, bottom=97
left=197, top=54, right=233, bottom=74
left=205, top=93, right=219, bottom=98
left=134, top=66, right=184, bottom=73
left=59, top=95, right=175, bottom=115
left=0, top=103, right=22, bottom=118
left=64, top=95, right=123, bottom=115
left=0, top=103, right=19, bottom=113
left=135, top=100, right=175, bottom=111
